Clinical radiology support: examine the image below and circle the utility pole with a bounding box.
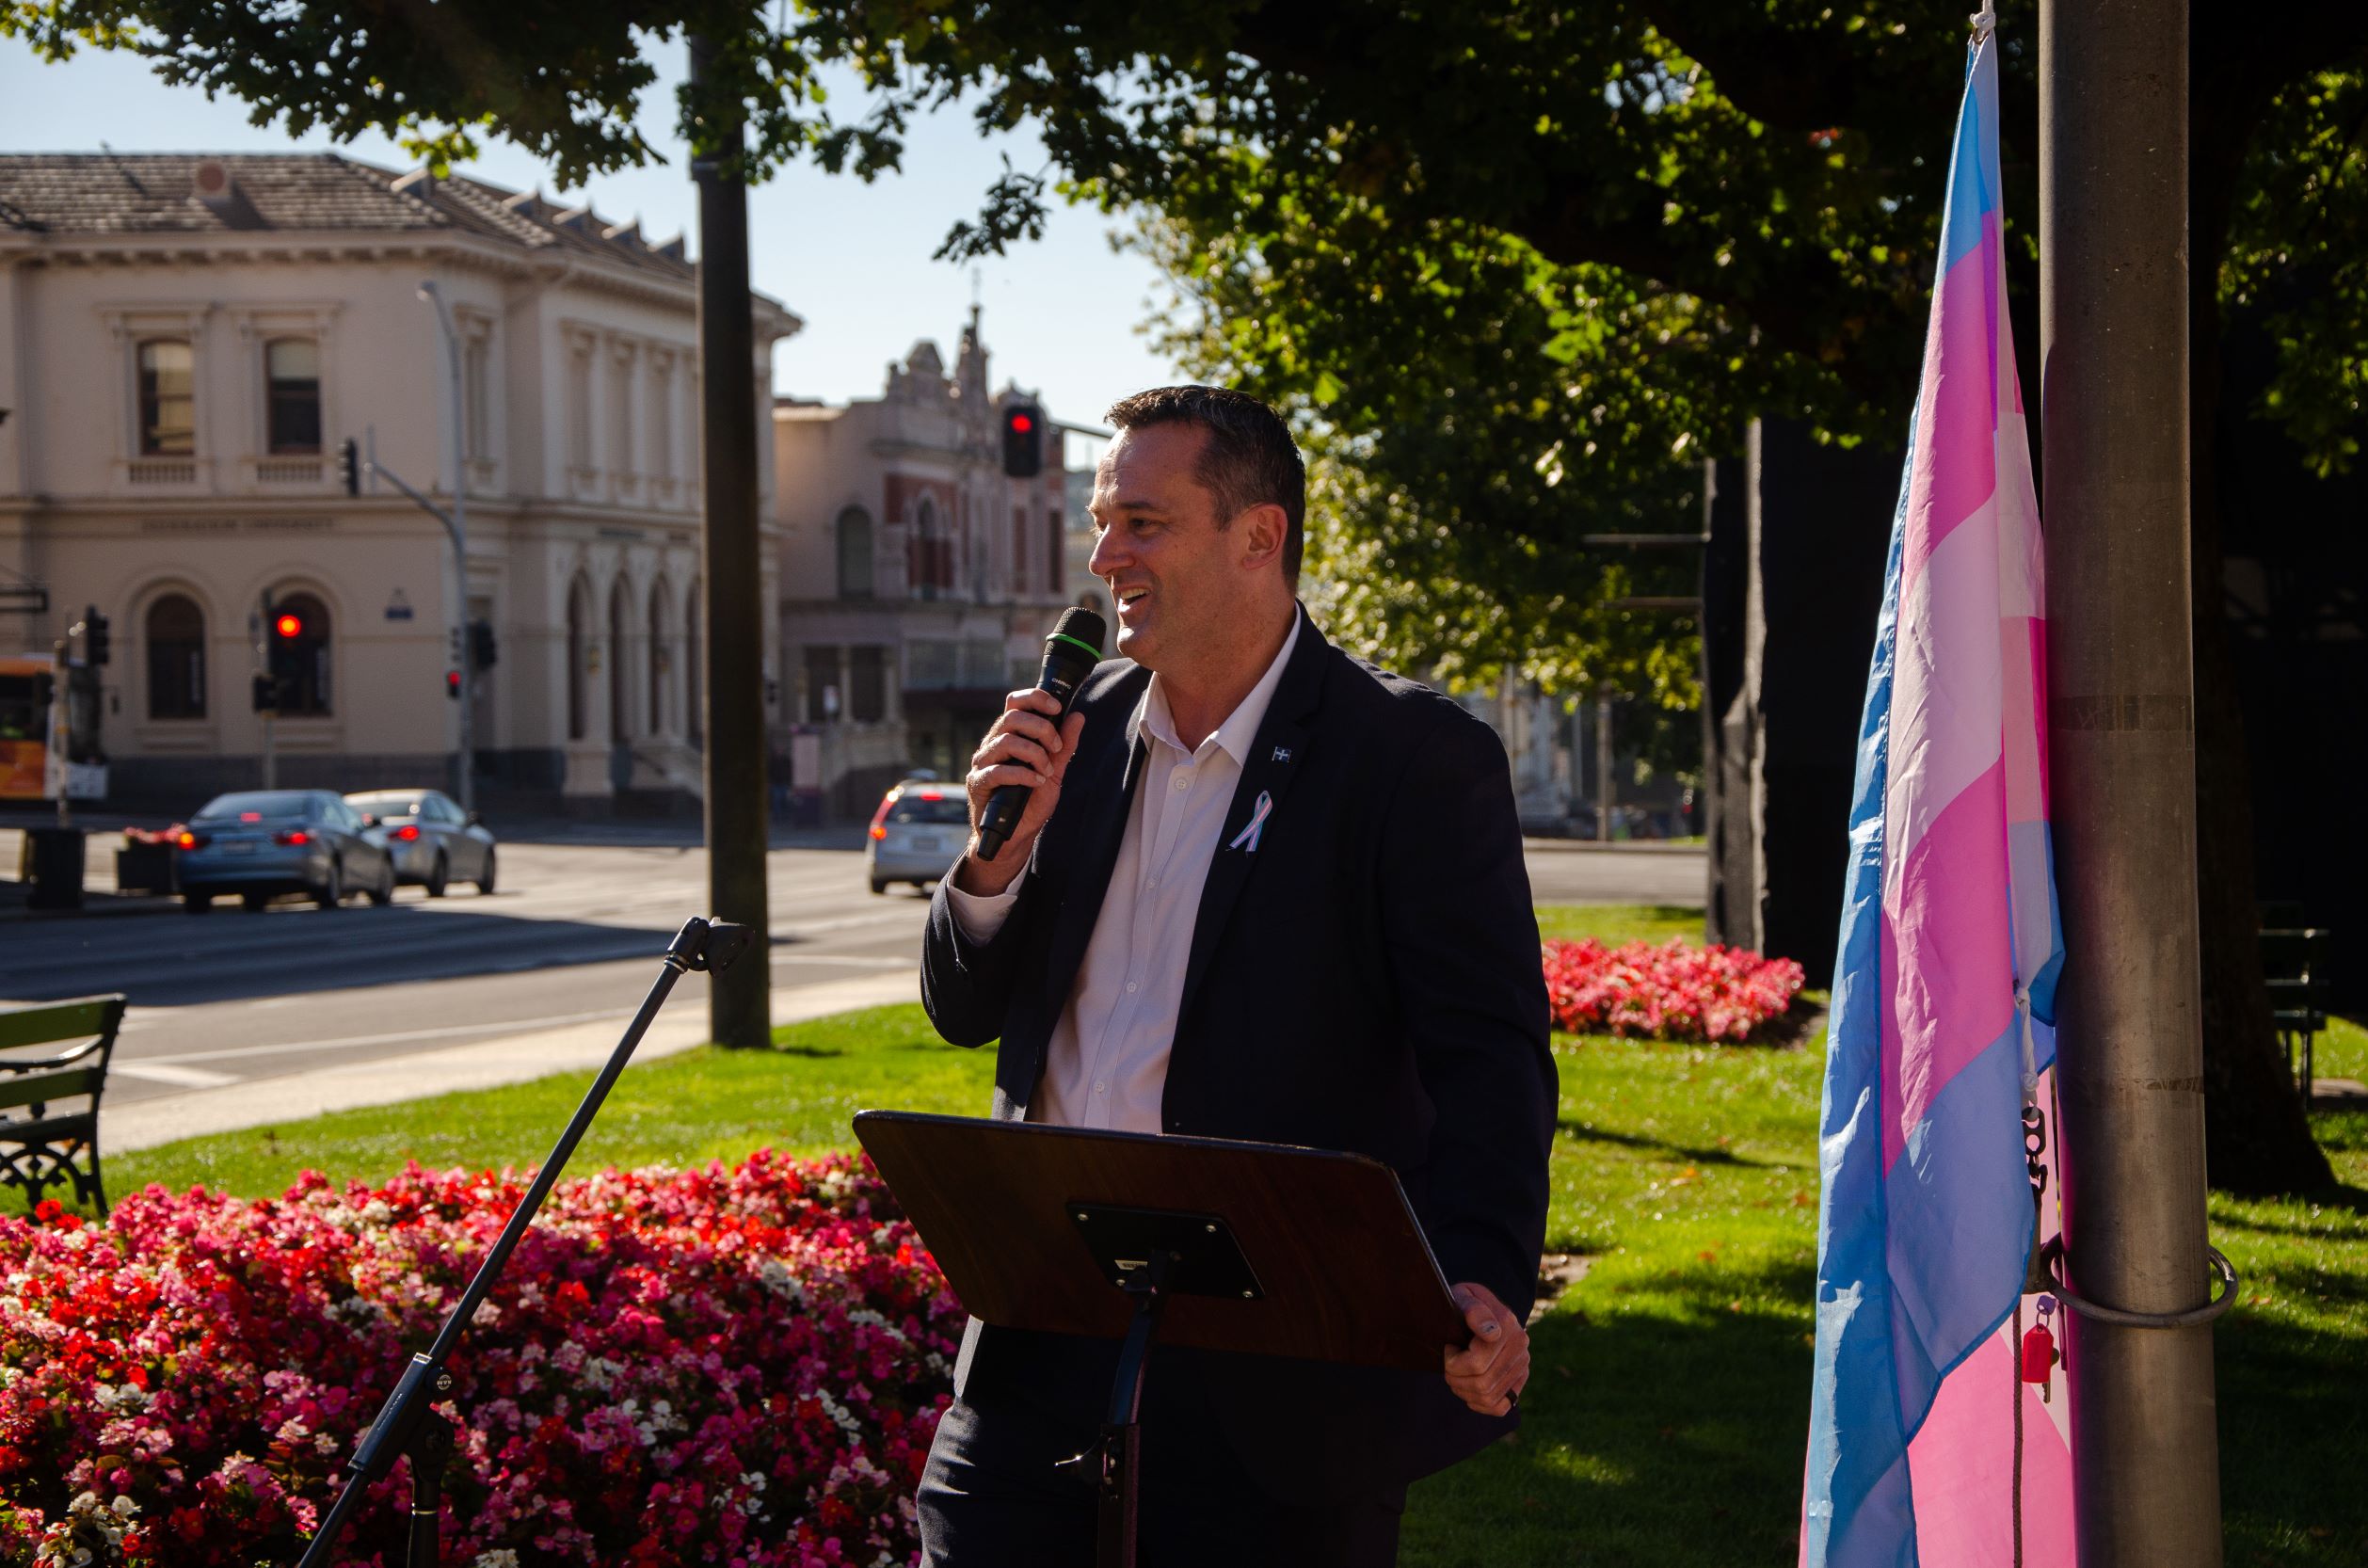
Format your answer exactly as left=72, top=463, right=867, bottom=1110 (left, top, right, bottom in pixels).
left=2040, top=4, right=2225, bottom=1565
left=690, top=34, right=772, bottom=1048
left=419, top=281, right=474, bottom=816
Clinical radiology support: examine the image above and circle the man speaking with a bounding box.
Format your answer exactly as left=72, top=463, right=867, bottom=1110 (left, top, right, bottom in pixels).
left=916, top=386, right=1556, bottom=1566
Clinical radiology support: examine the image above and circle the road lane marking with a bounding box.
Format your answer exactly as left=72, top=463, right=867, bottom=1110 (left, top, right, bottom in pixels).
left=119, top=966, right=920, bottom=1066
left=110, top=1063, right=240, bottom=1088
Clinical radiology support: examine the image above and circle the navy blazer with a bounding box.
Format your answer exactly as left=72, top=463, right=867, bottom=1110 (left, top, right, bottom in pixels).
left=920, top=608, right=1557, bottom=1492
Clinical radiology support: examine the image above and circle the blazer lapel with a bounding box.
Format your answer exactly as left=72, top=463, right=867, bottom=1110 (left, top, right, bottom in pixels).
left=1176, top=610, right=1331, bottom=1023
left=1038, top=686, right=1149, bottom=1009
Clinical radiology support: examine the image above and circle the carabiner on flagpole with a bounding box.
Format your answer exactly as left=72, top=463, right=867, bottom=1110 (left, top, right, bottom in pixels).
left=1970, top=5, right=1998, bottom=45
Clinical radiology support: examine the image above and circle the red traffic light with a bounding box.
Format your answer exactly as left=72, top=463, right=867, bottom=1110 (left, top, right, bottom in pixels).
left=274, top=613, right=303, bottom=639
left=1010, top=413, right=1033, bottom=433
left=445, top=669, right=462, bottom=699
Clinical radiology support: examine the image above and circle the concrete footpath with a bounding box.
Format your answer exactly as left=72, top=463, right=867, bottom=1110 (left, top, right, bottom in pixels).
left=104, top=969, right=920, bottom=1154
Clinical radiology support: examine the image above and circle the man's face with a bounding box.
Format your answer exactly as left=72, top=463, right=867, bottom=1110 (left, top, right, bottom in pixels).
left=1086, top=424, right=1242, bottom=670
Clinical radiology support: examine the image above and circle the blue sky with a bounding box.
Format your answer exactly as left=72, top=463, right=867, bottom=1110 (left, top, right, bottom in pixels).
left=0, top=34, right=1179, bottom=463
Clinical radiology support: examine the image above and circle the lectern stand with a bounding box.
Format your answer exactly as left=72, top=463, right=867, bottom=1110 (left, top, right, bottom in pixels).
left=853, top=1112, right=1468, bottom=1568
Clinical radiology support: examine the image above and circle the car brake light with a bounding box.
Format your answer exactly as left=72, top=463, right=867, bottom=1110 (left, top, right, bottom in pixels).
left=275, top=829, right=311, bottom=846
left=868, top=792, right=897, bottom=842
left=175, top=831, right=206, bottom=850
left=239, top=811, right=262, bottom=822
left=918, top=792, right=944, bottom=801
left=391, top=824, right=420, bottom=841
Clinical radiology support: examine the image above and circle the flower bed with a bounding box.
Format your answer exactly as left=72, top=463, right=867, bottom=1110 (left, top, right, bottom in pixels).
left=0, top=1151, right=964, bottom=1566
left=1542, top=937, right=1804, bottom=1042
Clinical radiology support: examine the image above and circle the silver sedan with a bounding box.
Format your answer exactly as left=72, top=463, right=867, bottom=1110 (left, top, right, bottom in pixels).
left=175, top=790, right=396, bottom=911
left=345, top=788, right=498, bottom=897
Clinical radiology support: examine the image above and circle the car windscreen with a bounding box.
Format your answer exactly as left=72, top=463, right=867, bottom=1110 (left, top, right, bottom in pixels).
left=886, top=793, right=970, bottom=825
left=347, top=794, right=426, bottom=819
left=194, top=791, right=317, bottom=822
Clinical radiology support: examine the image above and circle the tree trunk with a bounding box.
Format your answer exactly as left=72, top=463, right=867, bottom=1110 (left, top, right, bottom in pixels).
left=2184, top=72, right=2335, bottom=1196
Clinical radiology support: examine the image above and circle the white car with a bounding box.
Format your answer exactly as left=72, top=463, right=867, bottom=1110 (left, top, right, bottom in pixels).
left=866, top=780, right=969, bottom=894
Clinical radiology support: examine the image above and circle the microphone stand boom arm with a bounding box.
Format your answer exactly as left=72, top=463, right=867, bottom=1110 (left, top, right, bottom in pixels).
left=295, top=916, right=757, bottom=1568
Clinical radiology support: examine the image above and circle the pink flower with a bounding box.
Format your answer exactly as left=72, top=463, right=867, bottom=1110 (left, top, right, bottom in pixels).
left=1542, top=937, right=1803, bottom=1042
left=0, top=1152, right=962, bottom=1565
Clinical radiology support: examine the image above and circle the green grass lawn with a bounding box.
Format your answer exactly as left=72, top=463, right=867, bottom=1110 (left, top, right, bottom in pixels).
left=92, top=911, right=2368, bottom=1566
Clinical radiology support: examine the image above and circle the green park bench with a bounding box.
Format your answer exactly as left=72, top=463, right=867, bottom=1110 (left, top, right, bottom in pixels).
left=2257, top=911, right=2331, bottom=1105
left=0, top=994, right=126, bottom=1216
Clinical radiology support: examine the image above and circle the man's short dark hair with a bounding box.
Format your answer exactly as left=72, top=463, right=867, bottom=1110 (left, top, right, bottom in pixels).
left=1104, top=385, right=1306, bottom=585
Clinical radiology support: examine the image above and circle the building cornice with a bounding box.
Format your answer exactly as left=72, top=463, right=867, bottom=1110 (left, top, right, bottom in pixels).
left=0, top=226, right=801, bottom=337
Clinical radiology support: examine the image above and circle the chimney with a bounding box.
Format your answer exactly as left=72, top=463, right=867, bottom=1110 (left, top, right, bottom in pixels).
left=192, top=160, right=264, bottom=229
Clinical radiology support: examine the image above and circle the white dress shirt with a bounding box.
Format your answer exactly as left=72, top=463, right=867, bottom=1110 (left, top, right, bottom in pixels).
left=944, top=613, right=1303, bottom=1132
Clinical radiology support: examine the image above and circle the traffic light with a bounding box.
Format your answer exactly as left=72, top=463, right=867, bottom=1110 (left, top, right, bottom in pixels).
left=252, top=672, right=278, bottom=713
left=266, top=602, right=305, bottom=710
left=84, top=607, right=109, bottom=666
left=445, top=669, right=462, bottom=701
left=337, top=437, right=360, bottom=497
left=1001, top=404, right=1044, bottom=478
left=469, top=619, right=497, bottom=672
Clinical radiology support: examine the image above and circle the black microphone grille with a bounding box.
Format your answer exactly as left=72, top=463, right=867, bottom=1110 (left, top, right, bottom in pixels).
left=1051, top=606, right=1106, bottom=658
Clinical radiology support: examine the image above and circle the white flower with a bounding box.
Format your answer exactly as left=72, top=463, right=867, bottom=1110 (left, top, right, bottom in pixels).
left=361, top=1199, right=394, bottom=1224
left=473, top=1552, right=520, bottom=1568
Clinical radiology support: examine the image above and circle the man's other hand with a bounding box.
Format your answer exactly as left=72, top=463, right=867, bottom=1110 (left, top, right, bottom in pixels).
left=952, top=689, right=1087, bottom=898
left=1444, top=1282, right=1529, bottom=1418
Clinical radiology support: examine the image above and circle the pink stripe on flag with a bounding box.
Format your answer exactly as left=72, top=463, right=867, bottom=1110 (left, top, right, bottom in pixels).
left=1900, top=212, right=2003, bottom=597
left=1905, top=1326, right=2077, bottom=1568
left=1881, top=758, right=2016, bottom=1172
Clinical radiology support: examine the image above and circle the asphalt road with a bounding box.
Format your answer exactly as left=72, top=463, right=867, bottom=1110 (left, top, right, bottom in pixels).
left=0, top=835, right=1703, bottom=1112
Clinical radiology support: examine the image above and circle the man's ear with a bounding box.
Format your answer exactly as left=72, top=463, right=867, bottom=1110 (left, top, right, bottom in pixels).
left=1234, top=502, right=1289, bottom=574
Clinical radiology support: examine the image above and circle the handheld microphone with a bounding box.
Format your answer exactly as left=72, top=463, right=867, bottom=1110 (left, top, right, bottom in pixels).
left=976, top=606, right=1106, bottom=861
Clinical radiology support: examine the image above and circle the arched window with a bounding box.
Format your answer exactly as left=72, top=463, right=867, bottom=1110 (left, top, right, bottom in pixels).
left=145, top=593, right=206, bottom=719
left=271, top=591, right=332, bottom=715
left=647, top=579, right=672, bottom=736
left=136, top=340, right=195, bottom=456
left=837, top=507, right=874, bottom=600
left=685, top=584, right=702, bottom=744
left=608, top=579, right=632, bottom=742
left=264, top=338, right=321, bottom=454
left=566, top=577, right=590, bottom=741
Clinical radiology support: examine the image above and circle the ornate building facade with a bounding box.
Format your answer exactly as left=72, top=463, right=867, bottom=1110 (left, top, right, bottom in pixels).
left=772, top=316, right=1077, bottom=816
left=0, top=152, right=796, bottom=811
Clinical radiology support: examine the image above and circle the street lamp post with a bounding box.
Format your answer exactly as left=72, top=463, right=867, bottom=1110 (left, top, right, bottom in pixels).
left=418, top=280, right=475, bottom=816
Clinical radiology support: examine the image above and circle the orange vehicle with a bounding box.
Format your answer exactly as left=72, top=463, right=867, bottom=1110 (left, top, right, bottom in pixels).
left=0, top=655, right=55, bottom=801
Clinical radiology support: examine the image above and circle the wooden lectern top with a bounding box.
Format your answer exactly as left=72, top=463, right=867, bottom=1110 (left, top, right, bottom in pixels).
left=854, top=1111, right=1467, bottom=1373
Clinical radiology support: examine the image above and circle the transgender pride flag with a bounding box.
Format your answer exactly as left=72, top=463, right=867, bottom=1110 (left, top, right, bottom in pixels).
left=1800, top=29, right=2072, bottom=1568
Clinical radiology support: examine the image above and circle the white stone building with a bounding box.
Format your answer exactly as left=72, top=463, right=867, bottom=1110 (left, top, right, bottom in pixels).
left=0, top=152, right=796, bottom=812
left=772, top=316, right=1077, bottom=816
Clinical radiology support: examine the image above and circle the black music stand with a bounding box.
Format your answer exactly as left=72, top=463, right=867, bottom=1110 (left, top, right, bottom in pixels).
left=853, top=1111, right=1467, bottom=1568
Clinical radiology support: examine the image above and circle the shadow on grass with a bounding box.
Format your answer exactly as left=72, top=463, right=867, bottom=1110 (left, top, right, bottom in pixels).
left=1403, top=1256, right=1816, bottom=1568
left=1556, top=1119, right=1774, bottom=1170
left=2215, top=1182, right=2368, bottom=1235
left=2218, top=1310, right=2368, bottom=1567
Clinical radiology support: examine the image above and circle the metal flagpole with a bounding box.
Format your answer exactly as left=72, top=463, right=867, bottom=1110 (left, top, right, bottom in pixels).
left=2039, top=2, right=2227, bottom=1563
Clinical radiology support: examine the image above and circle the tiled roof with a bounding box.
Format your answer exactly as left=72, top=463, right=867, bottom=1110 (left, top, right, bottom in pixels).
left=0, top=152, right=696, bottom=282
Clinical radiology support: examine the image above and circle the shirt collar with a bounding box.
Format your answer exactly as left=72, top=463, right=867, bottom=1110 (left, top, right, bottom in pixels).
left=1139, top=605, right=1303, bottom=765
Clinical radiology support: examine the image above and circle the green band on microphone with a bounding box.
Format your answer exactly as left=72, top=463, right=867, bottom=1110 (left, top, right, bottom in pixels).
left=1048, top=632, right=1103, bottom=661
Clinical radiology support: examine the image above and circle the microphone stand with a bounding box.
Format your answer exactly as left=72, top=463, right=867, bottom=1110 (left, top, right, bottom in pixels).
left=293, top=915, right=757, bottom=1568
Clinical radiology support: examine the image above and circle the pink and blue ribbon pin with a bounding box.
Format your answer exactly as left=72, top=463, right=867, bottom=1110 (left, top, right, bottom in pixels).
left=1228, top=790, right=1273, bottom=853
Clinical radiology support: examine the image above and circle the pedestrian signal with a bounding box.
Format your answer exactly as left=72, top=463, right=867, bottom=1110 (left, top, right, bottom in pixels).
left=338, top=437, right=360, bottom=497
left=85, top=608, right=110, bottom=666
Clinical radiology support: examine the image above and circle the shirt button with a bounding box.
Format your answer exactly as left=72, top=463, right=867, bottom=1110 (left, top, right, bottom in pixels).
left=1095, top=1081, right=1107, bottom=1095
left=1173, top=772, right=1192, bottom=790
left=1126, top=981, right=1139, bottom=993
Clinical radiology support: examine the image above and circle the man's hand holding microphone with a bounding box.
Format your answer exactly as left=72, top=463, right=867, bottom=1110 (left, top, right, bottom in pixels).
left=953, top=608, right=1104, bottom=898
